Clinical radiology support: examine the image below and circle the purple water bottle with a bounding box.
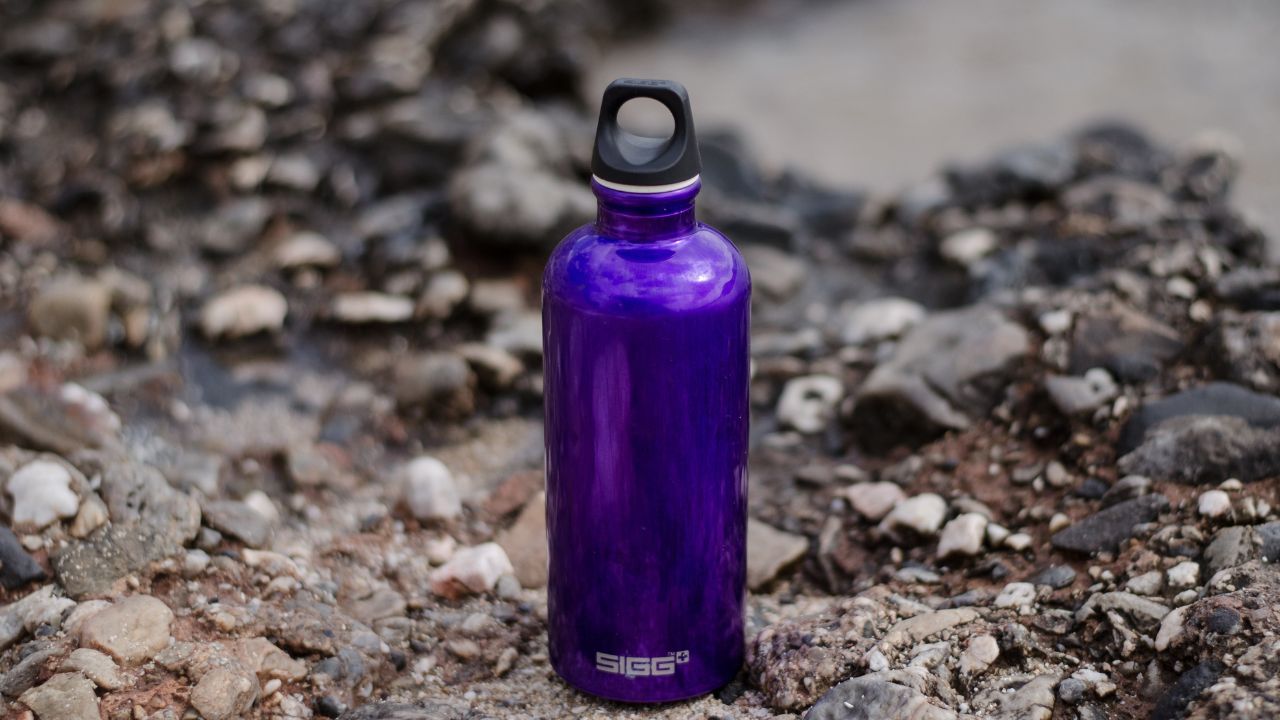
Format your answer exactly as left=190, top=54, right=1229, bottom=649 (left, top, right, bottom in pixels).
left=542, top=78, right=750, bottom=703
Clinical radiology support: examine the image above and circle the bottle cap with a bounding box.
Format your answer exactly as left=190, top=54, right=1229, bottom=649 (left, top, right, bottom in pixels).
left=591, top=78, right=701, bottom=191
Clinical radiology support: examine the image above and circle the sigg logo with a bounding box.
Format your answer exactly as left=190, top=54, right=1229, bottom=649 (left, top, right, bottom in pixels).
left=596, top=650, right=690, bottom=677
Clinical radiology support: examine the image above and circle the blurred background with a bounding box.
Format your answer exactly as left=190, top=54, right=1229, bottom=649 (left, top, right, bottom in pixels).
left=594, top=0, right=1280, bottom=247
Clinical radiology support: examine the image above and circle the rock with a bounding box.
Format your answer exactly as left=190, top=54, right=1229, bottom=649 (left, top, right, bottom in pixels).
left=1167, top=561, right=1200, bottom=589
left=17, top=673, right=99, bottom=720
left=838, top=297, right=927, bottom=345
left=995, top=582, right=1037, bottom=611
left=274, top=231, right=340, bottom=269
left=1117, top=382, right=1280, bottom=454
left=993, top=673, right=1057, bottom=720
left=391, top=352, right=475, bottom=413
left=338, top=703, right=463, bottom=720
left=233, top=637, right=307, bottom=681
left=0, top=384, right=121, bottom=455
left=1033, top=565, right=1077, bottom=589
left=746, top=518, right=808, bottom=590
left=842, top=482, right=906, bottom=521
left=448, top=159, right=592, bottom=247
left=190, top=665, right=259, bottom=720
left=1152, top=660, right=1223, bottom=720
left=959, top=634, right=1000, bottom=677
left=742, top=244, right=806, bottom=300
left=852, top=305, right=1029, bottom=444
left=937, top=513, right=988, bottom=559
left=939, top=227, right=997, bottom=267
left=420, top=271, right=470, bottom=319
left=61, top=648, right=126, bottom=690
left=346, top=588, right=406, bottom=625
left=882, top=607, right=978, bottom=647
left=200, top=285, right=288, bottom=339
left=1198, top=490, right=1232, bottom=518
left=1204, top=526, right=1256, bottom=576
left=0, top=586, right=74, bottom=651
left=7, top=459, right=80, bottom=530
left=1058, top=678, right=1086, bottom=704
left=1044, top=368, right=1117, bottom=416
left=331, top=292, right=415, bottom=323
left=1126, top=571, right=1163, bottom=596
left=486, top=311, right=543, bottom=356
left=457, top=343, right=524, bottom=389
left=1216, top=267, right=1280, bottom=311
left=69, top=494, right=108, bottom=538
left=1076, top=592, right=1170, bottom=631
left=806, top=674, right=957, bottom=720
left=54, top=458, right=200, bottom=598
left=79, top=595, right=173, bottom=665
left=1069, top=303, right=1182, bottom=382
left=1, top=644, right=62, bottom=698
left=1050, top=495, right=1169, bottom=554
left=880, top=493, right=948, bottom=538
left=1118, top=414, right=1280, bottom=484
left=202, top=499, right=273, bottom=548
left=428, top=543, right=513, bottom=599
left=777, top=375, right=843, bottom=434
left=399, top=456, right=462, bottom=522
left=28, top=277, right=113, bottom=349
left=495, top=492, right=548, bottom=589
left=0, top=527, right=45, bottom=589
left=1213, top=311, right=1280, bottom=391
left=1100, top=474, right=1153, bottom=507
left=200, top=198, right=271, bottom=254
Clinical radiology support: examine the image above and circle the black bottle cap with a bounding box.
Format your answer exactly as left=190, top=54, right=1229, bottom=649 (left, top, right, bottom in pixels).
left=591, top=78, right=701, bottom=188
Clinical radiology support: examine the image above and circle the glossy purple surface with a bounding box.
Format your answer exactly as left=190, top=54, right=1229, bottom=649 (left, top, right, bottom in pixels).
left=542, top=179, right=750, bottom=703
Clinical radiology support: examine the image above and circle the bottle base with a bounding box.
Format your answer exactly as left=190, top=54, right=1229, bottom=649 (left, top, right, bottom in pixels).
left=551, top=658, right=739, bottom=705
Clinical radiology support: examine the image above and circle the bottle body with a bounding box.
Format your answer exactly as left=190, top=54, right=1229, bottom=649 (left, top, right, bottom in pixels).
left=542, top=180, right=750, bottom=702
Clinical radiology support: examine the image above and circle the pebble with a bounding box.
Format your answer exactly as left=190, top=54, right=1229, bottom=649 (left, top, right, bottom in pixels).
left=1058, top=677, right=1086, bottom=704
left=1005, top=533, right=1033, bottom=552
left=1045, top=368, right=1118, bottom=416
left=0, top=527, right=46, bottom=589
left=420, top=270, right=470, bottom=319
left=200, top=285, right=288, bottom=338
left=1051, top=495, right=1169, bottom=554
left=937, top=512, right=988, bottom=558
left=880, top=493, right=948, bottom=537
left=428, top=543, right=514, bottom=599
left=274, top=231, right=340, bottom=269
left=392, top=352, right=475, bottom=410
left=18, top=672, right=99, bottom=720
left=61, top=647, right=126, bottom=690
left=1197, top=490, right=1231, bottom=518
left=939, top=227, right=997, bottom=266
left=842, top=482, right=906, bottom=521
left=838, top=297, right=926, bottom=345
left=959, top=634, right=1000, bottom=677
left=28, top=277, right=113, bottom=348
left=1033, top=565, right=1077, bottom=589
left=7, top=459, right=80, bottom=529
left=331, top=292, right=415, bottom=323
left=995, top=582, right=1037, bottom=611
left=1166, top=561, right=1200, bottom=589
left=495, top=492, right=548, bottom=589
left=745, top=518, right=808, bottom=590
left=190, top=666, right=259, bottom=720
left=399, top=456, right=463, bottom=521
left=79, top=595, right=174, bottom=665
left=203, top=499, right=273, bottom=548
left=776, top=375, right=844, bottom=434
left=1125, top=571, right=1163, bottom=596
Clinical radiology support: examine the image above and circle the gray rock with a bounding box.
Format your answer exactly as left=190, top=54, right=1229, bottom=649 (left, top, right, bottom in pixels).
left=1152, top=660, right=1223, bottom=720
left=1204, top=526, right=1257, bottom=576
left=1033, top=565, right=1078, bottom=589
left=1057, top=678, right=1086, bottom=704
left=0, top=385, right=122, bottom=455
left=1045, top=369, right=1117, bottom=416
left=852, top=305, right=1029, bottom=444
left=1117, top=382, right=1280, bottom=454
left=200, top=285, right=288, bottom=339
left=200, top=197, right=271, bottom=254
left=53, top=457, right=200, bottom=598
left=1215, top=266, right=1280, bottom=311
left=17, top=673, right=99, bottom=720
left=745, top=518, right=808, bottom=590
left=28, top=277, right=113, bottom=349
left=0, top=526, right=46, bottom=589
left=202, top=499, right=273, bottom=548
left=838, top=297, right=927, bottom=346
left=80, top=595, right=174, bottom=665
left=1076, top=591, right=1170, bottom=631
left=61, top=648, right=126, bottom=690
left=345, top=588, right=407, bottom=626
left=1101, top=474, right=1152, bottom=507
left=339, top=703, right=464, bottom=720
left=190, top=665, right=259, bottom=720
left=1069, top=303, right=1182, bottom=383
left=1118, top=414, right=1280, bottom=484
left=331, top=292, right=415, bottom=324
left=993, top=673, right=1057, bottom=720
left=391, top=352, right=475, bottom=413
left=742, top=244, right=806, bottom=300
left=1, top=644, right=62, bottom=698
left=1213, top=311, right=1280, bottom=391
left=1050, top=495, right=1169, bottom=554
left=806, top=675, right=957, bottom=720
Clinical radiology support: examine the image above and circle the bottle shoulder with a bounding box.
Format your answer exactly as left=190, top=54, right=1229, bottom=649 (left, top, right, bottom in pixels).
left=543, top=222, right=751, bottom=316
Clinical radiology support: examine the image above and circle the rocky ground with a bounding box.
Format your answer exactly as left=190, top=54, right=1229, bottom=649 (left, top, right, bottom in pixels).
left=2, top=1, right=1279, bottom=719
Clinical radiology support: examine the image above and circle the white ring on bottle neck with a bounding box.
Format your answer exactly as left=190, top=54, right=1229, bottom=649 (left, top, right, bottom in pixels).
left=592, top=174, right=700, bottom=194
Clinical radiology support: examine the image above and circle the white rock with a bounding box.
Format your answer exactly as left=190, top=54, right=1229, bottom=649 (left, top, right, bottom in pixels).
left=1125, top=571, right=1163, bottom=596
left=880, top=493, right=948, bottom=537
left=959, top=634, right=1000, bottom=676
left=776, top=375, right=844, bottom=434
left=399, top=457, right=462, bottom=521
left=1005, top=533, right=1033, bottom=551
left=985, top=522, right=1011, bottom=546
left=1155, top=605, right=1190, bottom=652
left=1197, top=490, right=1231, bottom=518
left=273, top=231, right=340, bottom=269
left=995, top=582, right=1037, bottom=611
left=243, top=490, right=280, bottom=524
left=842, top=482, right=906, bottom=521
left=331, top=292, right=415, bottom=323
left=420, top=270, right=470, bottom=319
left=1038, top=309, right=1073, bottom=336
left=7, top=460, right=80, bottom=529
left=1166, top=561, right=1200, bottom=589
left=428, top=543, right=513, bottom=598
left=937, top=513, right=988, bottom=558
left=839, top=297, right=927, bottom=345
left=200, top=285, right=288, bottom=338
left=940, top=227, right=998, bottom=266
left=1048, top=512, right=1071, bottom=533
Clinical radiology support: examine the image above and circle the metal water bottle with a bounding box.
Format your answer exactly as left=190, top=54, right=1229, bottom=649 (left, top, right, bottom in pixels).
left=542, top=78, right=751, bottom=702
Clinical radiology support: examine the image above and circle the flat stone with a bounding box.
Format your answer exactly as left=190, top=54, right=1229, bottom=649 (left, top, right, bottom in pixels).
left=79, top=595, right=173, bottom=665
left=331, top=292, right=414, bottom=323
left=1151, top=660, right=1223, bottom=720
left=742, top=244, right=806, bottom=300
left=189, top=665, right=259, bottom=720
left=200, top=284, right=288, bottom=339
left=1069, top=303, right=1182, bottom=382
left=882, top=608, right=978, bottom=646
left=345, top=588, right=407, bottom=626
left=842, top=482, right=906, bottom=521
left=61, top=648, right=126, bottom=690
left=806, top=675, right=958, bottom=720
left=202, top=499, right=272, bottom=548
left=1204, top=526, right=1256, bottom=575
left=745, top=518, right=808, bottom=590
left=1050, top=495, right=1169, bottom=554
left=17, top=673, right=99, bottom=720
left=495, top=492, right=548, bottom=589
left=339, top=703, right=464, bottom=720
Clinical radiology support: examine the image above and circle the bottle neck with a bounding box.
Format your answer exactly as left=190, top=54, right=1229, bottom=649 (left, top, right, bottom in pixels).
left=593, top=178, right=700, bottom=241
